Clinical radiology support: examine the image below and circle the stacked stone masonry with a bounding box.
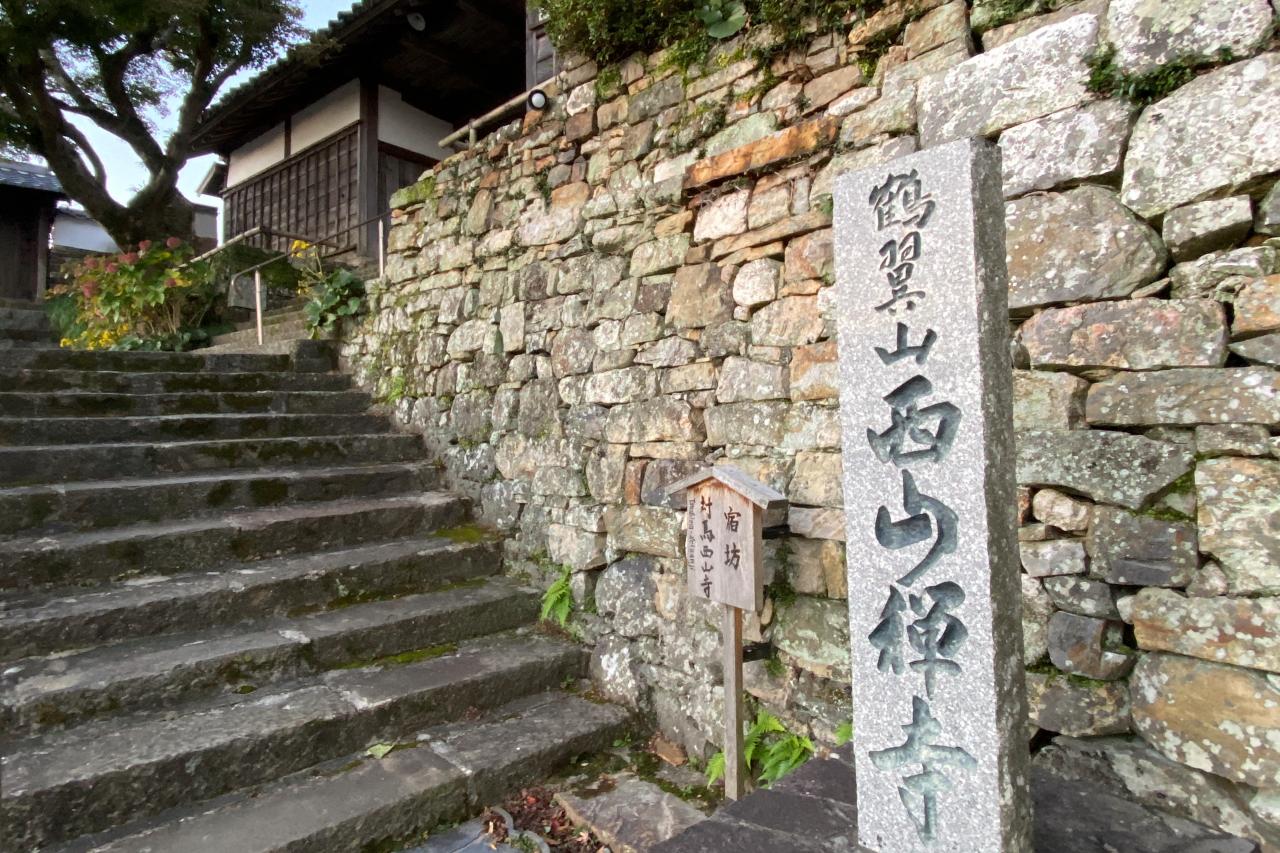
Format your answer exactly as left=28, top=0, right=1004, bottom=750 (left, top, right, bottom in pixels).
left=342, top=0, right=1280, bottom=846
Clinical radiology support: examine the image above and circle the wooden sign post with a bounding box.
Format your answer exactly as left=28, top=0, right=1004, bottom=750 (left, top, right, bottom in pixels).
left=665, top=466, right=787, bottom=801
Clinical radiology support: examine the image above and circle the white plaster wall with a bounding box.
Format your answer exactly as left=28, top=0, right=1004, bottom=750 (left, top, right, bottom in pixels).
left=53, top=214, right=118, bottom=252
left=378, top=86, right=452, bottom=161
left=292, top=81, right=361, bottom=153
left=226, top=123, right=287, bottom=188
left=193, top=207, right=219, bottom=242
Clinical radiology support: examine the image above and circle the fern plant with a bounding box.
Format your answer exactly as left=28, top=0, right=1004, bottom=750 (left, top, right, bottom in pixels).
left=540, top=564, right=574, bottom=627
left=705, top=710, right=814, bottom=787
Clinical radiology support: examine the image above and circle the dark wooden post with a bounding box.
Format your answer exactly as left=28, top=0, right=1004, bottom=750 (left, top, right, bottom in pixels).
left=357, top=77, right=380, bottom=259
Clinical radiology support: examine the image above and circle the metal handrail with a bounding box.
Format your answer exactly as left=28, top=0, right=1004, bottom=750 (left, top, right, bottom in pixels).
left=194, top=212, right=390, bottom=347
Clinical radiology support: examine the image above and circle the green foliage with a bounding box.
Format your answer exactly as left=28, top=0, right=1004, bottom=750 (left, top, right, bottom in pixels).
left=699, top=1, right=748, bottom=39
left=303, top=269, right=366, bottom=337
left=382, top=374, right=408, bottom=404
left=532, top=0, right=880, bottom=72
left=0, top=0, right=304, bottom=246
left=540, top=564, right=575, bottom=627
left=705, top=710, right=815, bottom=787
left=46, top=237, right=219, bottom=350
left=1086, top=44, right=1233, bottom=105
left=834, top=720, right=853, bottom=746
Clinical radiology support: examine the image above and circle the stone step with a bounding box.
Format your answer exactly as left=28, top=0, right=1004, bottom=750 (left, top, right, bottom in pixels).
left=0, top=297, right=42, bottom=311
left=76, top=690, right=630, bottom=853
left=0, top=348, right=294, bottom=374
left=0, top=536, right=502, bottom=662
left=1, top=633, right=591, bottom=849
left=211, top=317, right=311, bottom=348
left=1, top=578, right=540, bottom=735
left=0, top=461, right=442, bottom=539
left=0, top=492, right=468, bottom=591
left=228, top=307, right=308, bottom=332
left=0, top=367, right=352, bottom=395
left=0, top=326, right=59, bottom=343
left=0, top=412, right=391, bottom=445
left=0, top=308, right=52, bottom=331
left=0, top=432, right=424, bottom=486
left=0, top=337, right=61, bottom=350
left=0, top=388, right=374, bottom=418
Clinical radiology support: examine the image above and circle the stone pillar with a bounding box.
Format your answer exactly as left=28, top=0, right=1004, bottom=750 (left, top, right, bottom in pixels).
left=832, top=137, right=1031, bottom=853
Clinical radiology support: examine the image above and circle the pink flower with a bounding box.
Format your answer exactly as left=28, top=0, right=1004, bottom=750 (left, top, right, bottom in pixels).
left=120, top=252, right=139, bottom=264
left=105, top=262, right=118, bottom=273
left=165, top=237, right=182, bottom=249
left=164, top=277, right=178, bottom=288
left=138, top=240, right=152, bottom=252
left=84, top=257, right=99, bottom=270
left=81, top=282, right=98, bottom=298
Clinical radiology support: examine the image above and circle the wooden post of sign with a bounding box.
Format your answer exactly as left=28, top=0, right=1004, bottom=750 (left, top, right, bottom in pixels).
left=665, top=466, right=787, bottom=803
left=722, top=604, right=745, bottom=801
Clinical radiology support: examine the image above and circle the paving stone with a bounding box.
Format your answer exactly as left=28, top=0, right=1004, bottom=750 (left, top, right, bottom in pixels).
left=556, top=774, right=706, bottom=853
left=1031, top=488, right=1092, bottom=532
left=1230, top=332, right=1280, bottom=366
left=1233, top=274, right=1280, bottom=337
left=1170, top=246, right=1280, bottom=299
left=1048, top=611, right=1135, bottom=681
left=1005, top=187, right=1168, bottom=311
left=694, top=190, right=750, bottom=242
left=1043, top=575, right=1119, bottom=619
left=750, top=296, right=824, bottom=346
left=1162, top=196, right=1254, bottom=262
left=1026, top=671, right=1131, bottom=737
left=1122, top=53, right=1280, bottom=218
left=1130, top=652, right=1280, bottom=788
left=999, top=99, right=1136, bottom=198
left=667, top=263, right=734, bottom=331
left=1012, top=370, right=1088, bottom=430
left=917, top=14, right=1100, bottom=147
left=1194, top=424, right=1273, bottom=458
left=1105, top=0, right=1275, bottom=76
left=1020, top=539, right=1088, bottom=578
left=1257, top=180, right=1280, bottom=236
left=1016, top=429, right=1194, bottom=510
left=715, top=357, right=789, bottom=402
left=1086, top=367, right=1279, bottom=426
left=1132, top=588, right=1280, bottom=673
left=1035, top=736, right=1278, bottom=851
left=1196, top=456, right=1280, bottom=594
left=733, top=258, right=780, bottom=308
left=687, top=117, right=838, bottom=188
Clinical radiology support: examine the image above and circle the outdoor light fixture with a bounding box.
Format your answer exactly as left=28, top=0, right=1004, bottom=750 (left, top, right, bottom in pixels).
left=406, top=11, right=426, bottom=31
left=526, top=89, right=549, bottom=111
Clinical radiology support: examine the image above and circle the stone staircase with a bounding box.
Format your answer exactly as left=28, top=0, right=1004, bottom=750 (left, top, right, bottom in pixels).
left=0, top=346, right=629, bottom=851
left=0, top=299, right=59, bottom=350
left=203, top=301, right=318, bottom=355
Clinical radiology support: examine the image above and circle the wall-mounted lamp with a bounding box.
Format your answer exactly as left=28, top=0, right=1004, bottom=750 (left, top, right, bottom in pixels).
left=526, top=89, right=549, bottom=111
left=406, top=12, right=426, bottom=31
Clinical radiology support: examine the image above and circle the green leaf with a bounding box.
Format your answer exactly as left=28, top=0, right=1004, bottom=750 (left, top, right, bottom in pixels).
left=705, top=750, right=726, bottom=785
left=835, top=720, right=853, bottom=746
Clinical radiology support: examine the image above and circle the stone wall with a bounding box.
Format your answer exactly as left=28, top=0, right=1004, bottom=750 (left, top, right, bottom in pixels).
left=341, top=0, right=1280, bottom=845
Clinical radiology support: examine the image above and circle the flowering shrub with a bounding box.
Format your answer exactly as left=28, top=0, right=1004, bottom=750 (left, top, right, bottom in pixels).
left=47, top=237, right=218, bottom=350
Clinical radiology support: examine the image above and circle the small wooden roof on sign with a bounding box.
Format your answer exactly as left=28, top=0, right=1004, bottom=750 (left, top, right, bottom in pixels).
left=663, top=466, right=789, bottom=512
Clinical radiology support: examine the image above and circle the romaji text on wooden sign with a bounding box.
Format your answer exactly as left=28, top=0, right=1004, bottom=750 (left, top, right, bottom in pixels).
left=832, top=138, right=1032, bottom=853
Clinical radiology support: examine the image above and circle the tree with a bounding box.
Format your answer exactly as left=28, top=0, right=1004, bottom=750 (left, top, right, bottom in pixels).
left=0, top=0, right=303, bottom=246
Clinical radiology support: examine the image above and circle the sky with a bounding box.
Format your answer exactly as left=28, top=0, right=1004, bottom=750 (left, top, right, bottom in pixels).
left=70, top=0, right=354, bottom=207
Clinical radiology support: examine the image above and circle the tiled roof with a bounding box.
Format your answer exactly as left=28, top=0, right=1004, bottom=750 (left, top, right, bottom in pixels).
left=0, top=159, right=63, bottom=194
left=203, top=0, right=376, bottom=115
